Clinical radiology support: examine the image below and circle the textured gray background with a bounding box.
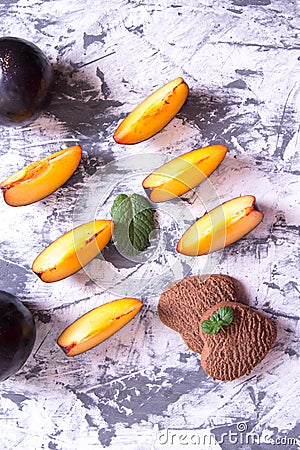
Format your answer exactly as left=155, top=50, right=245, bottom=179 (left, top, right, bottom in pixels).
left=0, top=0, right=299, bottom=449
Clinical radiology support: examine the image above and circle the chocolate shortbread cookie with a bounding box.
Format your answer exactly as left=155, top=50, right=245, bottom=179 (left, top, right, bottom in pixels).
left=158, top=274, right=238, bottom=354
left=200, top=301, right=277, bottom=381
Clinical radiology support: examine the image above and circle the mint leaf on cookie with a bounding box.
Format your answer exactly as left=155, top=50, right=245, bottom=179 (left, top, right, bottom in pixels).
left=201, top=306, right=234, bottom=334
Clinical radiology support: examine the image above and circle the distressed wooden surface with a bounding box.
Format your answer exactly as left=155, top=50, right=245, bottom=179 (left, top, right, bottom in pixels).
left=0, top=0, right=299, bottom=449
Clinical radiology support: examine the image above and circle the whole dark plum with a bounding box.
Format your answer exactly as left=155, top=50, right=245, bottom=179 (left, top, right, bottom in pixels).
left=0, top=37, right=52, bottom=126
left=0, top=291, right=36, bottom=382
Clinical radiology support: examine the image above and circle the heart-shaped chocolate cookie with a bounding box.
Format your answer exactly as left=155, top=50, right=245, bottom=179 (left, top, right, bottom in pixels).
left=158, top=274, right=238, bottom=354
left=200, top=301, right=277, bottom=381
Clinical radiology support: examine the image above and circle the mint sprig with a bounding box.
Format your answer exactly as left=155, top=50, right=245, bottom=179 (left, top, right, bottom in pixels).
left=201, top=306, right=234, bottom=335
left=111, top=193, right=155, bottom=256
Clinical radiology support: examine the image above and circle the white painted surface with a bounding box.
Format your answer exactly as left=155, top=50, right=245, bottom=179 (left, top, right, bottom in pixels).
left=0, top=0, right=299, bottom=449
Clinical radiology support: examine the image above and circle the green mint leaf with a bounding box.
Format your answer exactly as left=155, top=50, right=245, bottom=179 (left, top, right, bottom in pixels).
left=216, top=306, right=234, bottom=325
left=111, top=193, right=155, bottom=256
left=111, top=193, right=128, bottom=217
left=201, top=306, right=234, bottom=335
left=201, top=319, right=220, bottom=335
left=210, top=312, right=222, bottom=323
